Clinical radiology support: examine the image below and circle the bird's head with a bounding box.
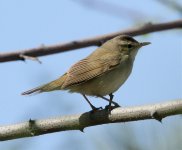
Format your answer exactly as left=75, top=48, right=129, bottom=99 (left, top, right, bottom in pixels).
left=111, top=35, right=151, bottom=60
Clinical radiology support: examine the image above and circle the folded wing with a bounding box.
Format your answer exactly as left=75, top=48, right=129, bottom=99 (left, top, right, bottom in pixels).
left=62, top=52, right=122, bottom=88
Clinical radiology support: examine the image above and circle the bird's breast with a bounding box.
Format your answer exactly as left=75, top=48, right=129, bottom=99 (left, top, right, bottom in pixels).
left=69, top=61, right=133, bottom=96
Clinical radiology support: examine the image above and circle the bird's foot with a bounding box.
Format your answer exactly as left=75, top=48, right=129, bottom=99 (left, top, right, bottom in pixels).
left=112, top=102, right=120, bottom=107
left=89, top=106, right=103, bottom=113
left=105, top=103, right=120, bottom=112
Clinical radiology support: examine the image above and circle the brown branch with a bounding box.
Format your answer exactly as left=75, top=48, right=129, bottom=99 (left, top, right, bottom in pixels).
left=0, top=99, right=181, bottom=141
left=0, top=19, right=182, bottom=63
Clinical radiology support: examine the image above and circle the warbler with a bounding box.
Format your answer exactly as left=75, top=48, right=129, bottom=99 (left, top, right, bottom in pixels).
left=22, top=35, right=150, bottom=110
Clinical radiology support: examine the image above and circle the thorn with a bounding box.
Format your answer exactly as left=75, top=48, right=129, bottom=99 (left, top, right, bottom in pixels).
left=79, top=128, right=85, bottom=133
left=144, top=22, right=153, bottom=27
left=72, top=41, right=79, bottom=45
left=19, top=56, right=26, bottom=62
left=20, top=54, right=42, bottom=64
left=151, top=110, right=163, bottom=123
left=29, top=118, right=35, bottom=124
left=29, top=118, right=36, bottom=136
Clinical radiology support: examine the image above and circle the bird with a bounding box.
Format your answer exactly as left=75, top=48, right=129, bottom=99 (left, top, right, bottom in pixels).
left=22, top=35, right=150, bottom=111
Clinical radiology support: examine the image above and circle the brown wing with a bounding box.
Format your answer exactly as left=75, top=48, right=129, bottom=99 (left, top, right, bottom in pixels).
left=62, top=53, right=122, bottom=88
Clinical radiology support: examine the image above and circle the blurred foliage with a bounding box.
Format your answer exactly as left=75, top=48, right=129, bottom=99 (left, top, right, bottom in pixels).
left=90, top=121, right=182, bottom=150
left=157, top=0, right=182, bottom=16
left=73, top=0, right=151, bottom=22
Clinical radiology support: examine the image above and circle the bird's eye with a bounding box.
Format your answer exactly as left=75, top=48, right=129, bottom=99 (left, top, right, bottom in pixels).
left=128, top=44, right=133, bottom=49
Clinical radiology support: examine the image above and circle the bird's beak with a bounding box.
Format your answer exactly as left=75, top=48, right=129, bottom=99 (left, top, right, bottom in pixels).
left=140, top=42, right=151, bottom=46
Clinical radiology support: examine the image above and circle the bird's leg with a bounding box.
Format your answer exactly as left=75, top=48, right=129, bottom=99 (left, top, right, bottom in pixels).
left=82, top=94, right=102, bottom=111
left=105, top=93, right=119, bottom=111
left=109, top=93, right=114, bottom=108
left=100, top=96, right=120, bottom=107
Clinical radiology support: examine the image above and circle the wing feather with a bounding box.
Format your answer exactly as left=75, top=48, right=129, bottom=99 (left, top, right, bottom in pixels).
left=62, top=53, right=122, bottom=88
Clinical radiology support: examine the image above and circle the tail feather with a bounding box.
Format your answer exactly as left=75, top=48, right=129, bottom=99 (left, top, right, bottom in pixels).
left=21, top=85, right=44, bottom=95
left=22, top=74, right=67, bottom=95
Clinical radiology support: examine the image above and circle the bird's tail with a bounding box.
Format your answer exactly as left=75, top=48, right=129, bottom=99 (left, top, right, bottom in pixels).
left=21, top=74, right=67, bottom=95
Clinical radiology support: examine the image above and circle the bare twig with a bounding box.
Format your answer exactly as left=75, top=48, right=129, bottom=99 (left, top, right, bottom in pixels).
left=0, top=19, right=182, bottom=63
left=157, top=0, right=182, bottom=14
left=19, top=54, right=42, bottom=64
left=0, top=99, right=181, bottom=141
left=74, top=0, right=148, bottom=21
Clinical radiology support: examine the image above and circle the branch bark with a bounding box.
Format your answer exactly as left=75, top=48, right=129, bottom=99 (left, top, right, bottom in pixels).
left=0, top=19, right=182, bottom=63
left=0, top=99, right=181, bottom=141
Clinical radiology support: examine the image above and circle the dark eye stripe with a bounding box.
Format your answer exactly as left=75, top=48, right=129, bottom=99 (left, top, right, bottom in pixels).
left=128, top=44, right=133, bottom=48
left=120, top=44, right=134, bottom=49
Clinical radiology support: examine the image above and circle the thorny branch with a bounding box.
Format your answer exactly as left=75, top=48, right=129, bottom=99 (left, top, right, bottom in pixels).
left=0, top=99, right=181, bottom=141
left=0, top=19, right=182, bottom=63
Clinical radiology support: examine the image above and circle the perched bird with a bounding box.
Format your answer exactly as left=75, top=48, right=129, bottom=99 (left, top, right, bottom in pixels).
left=22, top=35, right=150, bottom=111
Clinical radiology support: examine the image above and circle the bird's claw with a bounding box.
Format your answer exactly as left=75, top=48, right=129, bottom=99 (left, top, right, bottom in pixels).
left=105, top=104, right=120, bottom=111
left=90, top=106, right=103, bottom=113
